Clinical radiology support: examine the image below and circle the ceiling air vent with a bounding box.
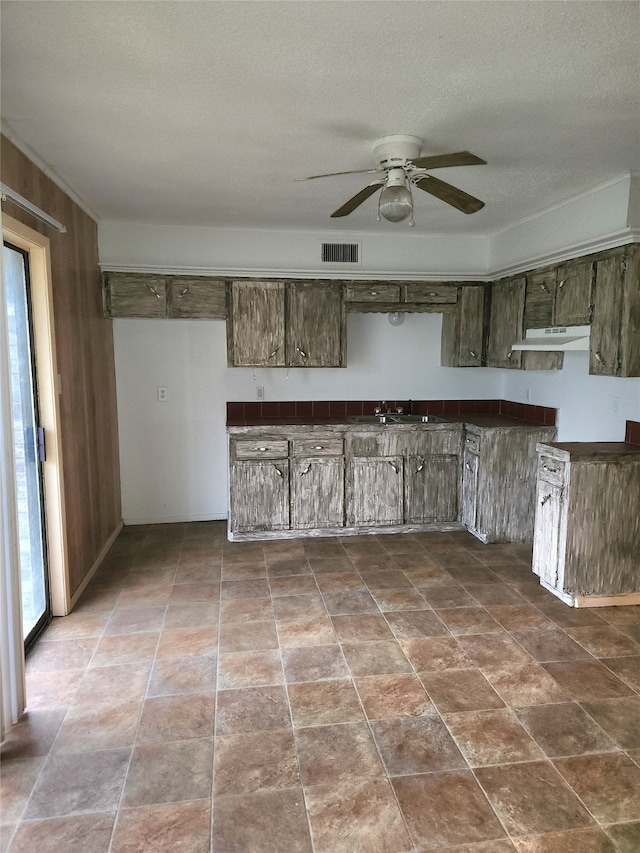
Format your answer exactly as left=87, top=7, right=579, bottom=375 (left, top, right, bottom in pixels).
left=321, top=242, right=360, bottom=264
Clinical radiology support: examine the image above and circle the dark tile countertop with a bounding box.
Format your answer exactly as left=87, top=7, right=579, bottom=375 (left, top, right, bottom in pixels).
left=541, top=441, right=640, bottom=461
left=226, top=414, right=553, bottom=431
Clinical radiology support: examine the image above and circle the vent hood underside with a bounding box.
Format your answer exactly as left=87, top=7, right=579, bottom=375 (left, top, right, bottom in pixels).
left=512, top=326, right=591, bottom=352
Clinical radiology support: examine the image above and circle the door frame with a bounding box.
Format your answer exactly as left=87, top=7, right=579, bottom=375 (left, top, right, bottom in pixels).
left=2, top=214, right=70, bottom=616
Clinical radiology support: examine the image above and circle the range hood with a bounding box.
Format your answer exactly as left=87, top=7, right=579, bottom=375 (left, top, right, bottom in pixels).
left=512, top=325, right=591, bottom=352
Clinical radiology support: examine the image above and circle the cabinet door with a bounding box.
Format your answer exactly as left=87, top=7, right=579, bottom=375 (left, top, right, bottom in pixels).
left=168, top=278, right=226, bottom=319
left=532, top=480, right=563, bottom=588
left=486, top=279, right=524, bottom=368
left=441, top=286, right=485, bottom=367
left=405, top=455, right=459, bottom=523
left=555, top=261, right=593, bottom=326
left=350, top=457, right=403, bottom=526
left=461, top=451, right=479, bottom=530
left=227, top=281, right=286, bottom=367
left=107, top=274, right=167, bottom=318
left=287, top=281, right=345, bottom=367
left=291, top=457, right=344, bottom=529
left=590, top=254, right=624, bottom=376
left=229, top=459, right=289, bottom=532
left=524, top=272, right=555, bottom=328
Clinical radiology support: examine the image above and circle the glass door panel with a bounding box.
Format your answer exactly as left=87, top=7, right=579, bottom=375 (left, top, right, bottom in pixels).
left=3, top=241, right=50, bottom=647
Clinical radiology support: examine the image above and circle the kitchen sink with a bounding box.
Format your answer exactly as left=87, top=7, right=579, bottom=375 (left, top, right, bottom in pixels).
left=348, top=414, right=442, bottom=424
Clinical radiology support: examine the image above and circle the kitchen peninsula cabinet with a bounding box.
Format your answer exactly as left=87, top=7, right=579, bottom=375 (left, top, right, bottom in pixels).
left=227, top=280, right=345, bottom=367
left=532, top=442, right=640, bottom=605
left=590, top=245, right=640, bottom=377
left=463, top=424, right=556, bottom=543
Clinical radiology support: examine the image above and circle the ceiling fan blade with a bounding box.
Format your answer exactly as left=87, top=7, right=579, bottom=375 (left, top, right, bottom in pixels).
left=295, top=168, right=378, bottom=181
left=411, top=151, right=487, bottom=170
left=414, top=174, right=484, bottom=214
left=330, top=182, right=383, bottom=217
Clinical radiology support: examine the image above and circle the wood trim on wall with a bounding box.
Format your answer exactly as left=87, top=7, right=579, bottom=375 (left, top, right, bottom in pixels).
left=2, top=135, right=122, bottom=604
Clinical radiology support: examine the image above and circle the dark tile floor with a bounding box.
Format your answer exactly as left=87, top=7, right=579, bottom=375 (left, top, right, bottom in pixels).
left=1, top=521, right=640, bottom=852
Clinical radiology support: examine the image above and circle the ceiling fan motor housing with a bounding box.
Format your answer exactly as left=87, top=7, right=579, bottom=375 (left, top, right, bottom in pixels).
left=374, top=135, right=423, bottom=171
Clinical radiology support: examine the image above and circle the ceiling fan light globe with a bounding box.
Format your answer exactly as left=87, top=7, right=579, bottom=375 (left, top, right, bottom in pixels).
left=378, top=185, right=413, bottom=222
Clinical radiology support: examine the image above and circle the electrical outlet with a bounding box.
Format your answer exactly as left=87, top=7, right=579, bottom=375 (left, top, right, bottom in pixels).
left=256, top=386, right=265, bottom=400
left=157, top=386, right=167, bottom=402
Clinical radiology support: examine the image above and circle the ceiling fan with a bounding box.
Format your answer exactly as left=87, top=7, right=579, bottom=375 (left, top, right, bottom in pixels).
left=297, top=135, right=486, bottom=226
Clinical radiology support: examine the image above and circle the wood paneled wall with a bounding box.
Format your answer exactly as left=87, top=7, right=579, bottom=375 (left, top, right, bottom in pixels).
left=2, top=135, right=122, bottom=599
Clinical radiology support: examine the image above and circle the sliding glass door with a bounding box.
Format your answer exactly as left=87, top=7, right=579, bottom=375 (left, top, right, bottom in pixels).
left=3, top=240, right=50, bottom=647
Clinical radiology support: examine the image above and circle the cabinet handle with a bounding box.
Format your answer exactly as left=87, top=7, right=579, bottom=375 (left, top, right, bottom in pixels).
left=558, top=279, right=566, bottom=289
left=296, top=346, right=308, bottom=359
left=469, top=350, right=477, bottom=358
left=273, top=466, right=283, bottom=478
left=145, top=284, right=161, bottom=299
left=540, top=283, right=549, bottom=293
left=465, top=461, right=472, bottom=470
left=540, top=493, right=552, bottom=506
left=429, top=291, right=438, bottom=296
left=414, top=458, right=425, bottom=474
left=542, top=464, right=559, bottom=474
left=258, top=447, right=268, bottom=452
left=595, top=351, right=606, bottom=365
left=369, top=290, right=378, bottom=296
left=507, top=351, right=513, bottom=359
left=177, top=286, right=190, bottom=298
left=388, top=461, right=399, bottom=474
left=299, top=464, right=311, bottom=476
left=268, top=345, right=281, bottom=359
left=314, top=445, right=323, bottom=450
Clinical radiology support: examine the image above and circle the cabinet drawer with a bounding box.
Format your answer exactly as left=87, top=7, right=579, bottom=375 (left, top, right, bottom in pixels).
left=292, top=437, right=343, bottom=457
left=538, top=455, right=565, bottom=486
left=463, top=432, right=481, bottom=455
left=403, top=283, right=458, bottom=304
left=233, top=439, right=289, bottom=460
left=344, top=283, right=400, bottom=303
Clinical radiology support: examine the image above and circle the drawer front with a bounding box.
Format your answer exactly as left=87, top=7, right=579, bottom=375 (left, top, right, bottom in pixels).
left=344, top=283, right=400, bottom=303
left=292, top=437, right=344, bottom=457
left=538, top=454, right=565, bottom=486
left=233, top=439, right=289, bottom=460
left=463, top=432, right=481, bottom=455
left=400, top=429, right=462, bottom=457
left=403, top=283, right=458, bottom=304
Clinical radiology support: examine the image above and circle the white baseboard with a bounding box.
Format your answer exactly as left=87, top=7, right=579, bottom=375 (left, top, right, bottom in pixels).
left=122, top=513, right=227, bottom=526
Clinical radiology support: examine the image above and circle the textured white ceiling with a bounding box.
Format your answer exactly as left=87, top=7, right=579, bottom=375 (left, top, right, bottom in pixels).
left=1, top=1, right=639, bottom=236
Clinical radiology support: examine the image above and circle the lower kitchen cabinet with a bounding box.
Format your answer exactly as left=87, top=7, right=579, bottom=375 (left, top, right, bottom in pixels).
left=532, top=443, right=640, bottom=604
left=463, top=424, right=556, bottom=543
left=350, top=456, right=404, bottom=526
left=230, top=458, right=290, bottom=532
left=404, top=454, right=459, bottom=523
left=291, top=456, right=345, bottom=529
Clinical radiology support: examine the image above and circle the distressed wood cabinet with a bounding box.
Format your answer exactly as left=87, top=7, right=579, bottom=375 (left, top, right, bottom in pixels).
left=464, top=424, right=556, bottom=543
left=488, top=277, right=562, bottom=371
left=405, top=453, right=459, bottom=523
left=287, top=281, right=345, bottom=367
left=590, top=245, right=640, bottom=377
left=532, top=442, right=640, bottom=604
left=227, top=280, right=345, bottom=368
left=105, top=273, right=167, bottom=318
left=350, top=456, right=404, bottom=526
left=227, top=280, right=286, bottom=367
left=290, top=437, right=344, bottom=529
left=441, top=285, right=486, bottom=367
left=554, top=259, right=593, bottom=326
left=229, top=437, right=289, bottom=532
left=168, top=277, right=226, bottom=319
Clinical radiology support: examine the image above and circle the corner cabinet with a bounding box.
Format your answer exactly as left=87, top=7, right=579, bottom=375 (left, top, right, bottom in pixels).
left=463, top=424, right=557, bottom=543
left=226, top=280, right=346, bottom=368
left=532, top=443, right=640, bottom=604
left=590, top=245, right=640, bottom=377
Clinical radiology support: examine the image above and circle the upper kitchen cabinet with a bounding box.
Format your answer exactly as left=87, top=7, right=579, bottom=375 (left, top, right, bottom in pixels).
left=286, top=281, right=345, bottom=367
left=441, top=285, right=486, bottom=367
left=227, top=279, right=345, bottom=368
left=227, top=280, right=286, bottom=367
left=487, top=278, right=524, bottom=369
left=167, top=277, right=226, bottom=319
left=590, top=245, right=640, bottom=377
left=524, top=261, right=593, bottom=329
left=104, top=273, right=167, bottom=318
left=488, top=276, right=562, bottom=371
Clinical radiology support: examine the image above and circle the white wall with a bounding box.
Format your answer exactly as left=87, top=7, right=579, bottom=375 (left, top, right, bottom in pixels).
left=501, top=353, right=640, bottom=442
left=113, top=313, right=501, bottom=524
